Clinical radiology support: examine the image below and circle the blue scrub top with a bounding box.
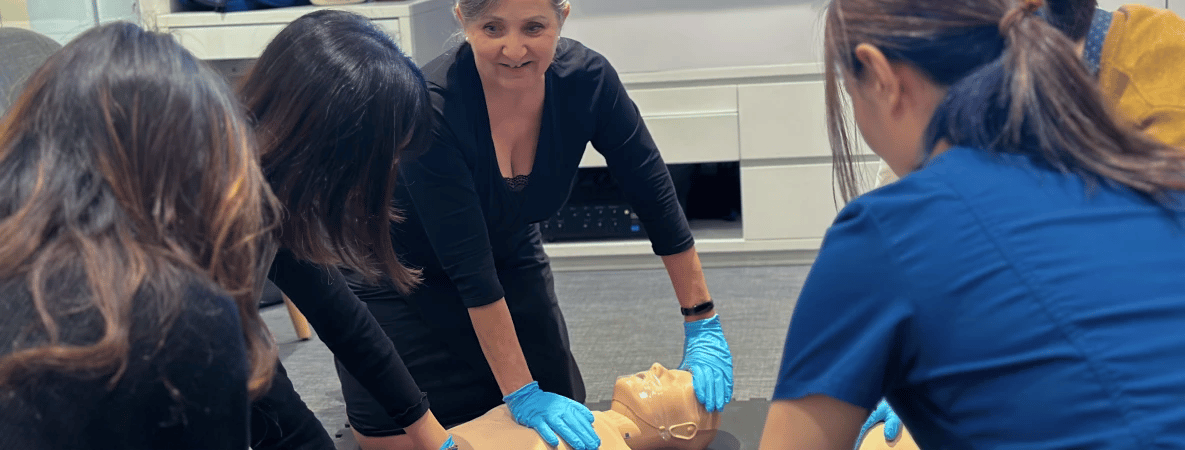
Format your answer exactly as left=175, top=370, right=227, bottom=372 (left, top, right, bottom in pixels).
left=773, top=146, right=1185, bottom=449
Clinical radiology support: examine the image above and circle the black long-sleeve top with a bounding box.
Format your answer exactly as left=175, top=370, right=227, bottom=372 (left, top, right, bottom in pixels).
left=394, top=38, right=694, bottom=308
left=0, top=277, right=250, bottom=450
left=265, top=249, right=429, bottom=426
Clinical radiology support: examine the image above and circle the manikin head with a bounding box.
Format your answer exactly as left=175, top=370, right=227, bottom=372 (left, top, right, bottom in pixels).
left=610, top=363, right=721, bottom=450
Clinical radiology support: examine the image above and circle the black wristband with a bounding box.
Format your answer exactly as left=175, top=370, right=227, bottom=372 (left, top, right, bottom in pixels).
left=680, top=300, right=715, bottom=316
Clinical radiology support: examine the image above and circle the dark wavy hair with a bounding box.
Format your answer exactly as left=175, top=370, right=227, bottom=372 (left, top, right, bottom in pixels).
left=239, top=9, right=431, bottom=293
left=0, top=22, right=282, bottom=397
left=824, top=0, right=1185, bottom=204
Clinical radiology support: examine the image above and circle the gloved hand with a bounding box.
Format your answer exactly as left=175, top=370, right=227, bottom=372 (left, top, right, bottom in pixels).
left=678, top=314, right=734, bottom=412
left=439, top=435, right=458, bottom=450
left=857, top=400, right=902, bottom=449
left=503, top=381, right=600, bottom=450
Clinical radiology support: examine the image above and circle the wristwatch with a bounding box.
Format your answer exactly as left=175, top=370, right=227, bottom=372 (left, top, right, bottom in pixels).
left=680, top=300, right=715, bottom=316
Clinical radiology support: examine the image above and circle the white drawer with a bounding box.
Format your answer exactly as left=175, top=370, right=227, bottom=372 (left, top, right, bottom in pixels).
left=627, top=85, right=738, bottom=116
left=580, top=112, right=740, bottom=167
left=169, top=18, right=401, bottom=60
left=739, top=80, right=860, bottom=160
left=742, top=162, right=878, bottom=240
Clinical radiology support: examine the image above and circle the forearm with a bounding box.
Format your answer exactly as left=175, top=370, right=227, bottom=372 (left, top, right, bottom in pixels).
left=759, top=397, right=867, bottom=450
left=468, top=298, right=534, bottom=395
left=660, top=246, right=715, bottom=322
left=404, top=410, right=451, bottom=449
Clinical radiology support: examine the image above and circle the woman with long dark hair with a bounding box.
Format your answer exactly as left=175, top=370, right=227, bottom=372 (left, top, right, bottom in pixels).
left=237, top=10, right=457, bottom=450
left=0, top=22, right=281, bottom=449
left=760, top=0, right=1185, bottom=448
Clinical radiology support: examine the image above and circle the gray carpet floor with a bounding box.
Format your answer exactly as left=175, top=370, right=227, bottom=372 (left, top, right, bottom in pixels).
left=262, top=264, right=810, bottom=446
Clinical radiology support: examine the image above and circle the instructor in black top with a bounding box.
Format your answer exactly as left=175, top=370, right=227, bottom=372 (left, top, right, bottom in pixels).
left=340, top=1, right=735, bottom=449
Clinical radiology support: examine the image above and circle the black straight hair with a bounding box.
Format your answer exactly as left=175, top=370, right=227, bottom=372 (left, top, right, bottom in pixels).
left=239, top=9, right=432, bottom=293
left=1043, top=0, right=1099, bottom=41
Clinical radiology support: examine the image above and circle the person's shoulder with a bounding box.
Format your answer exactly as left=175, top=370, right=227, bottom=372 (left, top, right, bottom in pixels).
left=1106, top=4, right=1185, bottom=70
left=164, top=275, right=243, bottom=351
left=846, top=154, right=971, bottom=219
left=838, top=148, right=1001, bottom=239
left=1114, top=3, right=1185, bottom=26
left=550, top=38, right=618, bottom=84
left=420, top=42, right=467, bottom=90
left=178, top=275, right=238, bottom=318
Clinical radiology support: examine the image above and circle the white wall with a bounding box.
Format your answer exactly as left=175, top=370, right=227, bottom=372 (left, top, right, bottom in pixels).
left=1098, top=0, right=1167, bottom=10
left=0, top=0, right=32, bottom=29
left=563, top=0, right=825, bottom=74
left=561, top=0, right=1177, bottom=76
left=25, top=0, right=139, bottom=44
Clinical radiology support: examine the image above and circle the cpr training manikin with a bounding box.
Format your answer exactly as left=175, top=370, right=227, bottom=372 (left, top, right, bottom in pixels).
left=447, top=363, right=720, bottom=450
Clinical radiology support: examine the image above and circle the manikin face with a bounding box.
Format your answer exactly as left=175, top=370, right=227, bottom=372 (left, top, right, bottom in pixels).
left=459, top=0, right=568, bottom=91
left=611, top=363, right=720, bottom=450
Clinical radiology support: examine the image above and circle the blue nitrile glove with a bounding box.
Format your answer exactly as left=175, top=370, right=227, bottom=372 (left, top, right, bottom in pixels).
left=439, top=435, right=458, bottom=450
left=503, top=381, right=600, bottom=450
left=856, top=400, right=902, bottom=449
left=678, top=314, right=734, bottom=412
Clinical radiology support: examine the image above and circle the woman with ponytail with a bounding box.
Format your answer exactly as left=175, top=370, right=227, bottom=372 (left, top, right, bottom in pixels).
left=759, top=0, right=1185, bottom=448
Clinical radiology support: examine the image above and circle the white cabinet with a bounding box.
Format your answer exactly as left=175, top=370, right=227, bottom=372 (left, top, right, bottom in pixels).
left=548, top=64, right=865, bottom=269
left=580, top=85, right=740, bottom=168
left=164, top=15, right=399, bottom=60
left=739, top=81, right=830, bottom=160
left=140, top=0, right=456, bottom=64
left=742, top=162, right=877, bottom=241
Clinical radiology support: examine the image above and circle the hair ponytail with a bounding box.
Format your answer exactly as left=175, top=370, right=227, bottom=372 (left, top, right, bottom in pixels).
left=827, top=0, right=1185, bottom=205
left=926, top=0, right=1185, bottom=204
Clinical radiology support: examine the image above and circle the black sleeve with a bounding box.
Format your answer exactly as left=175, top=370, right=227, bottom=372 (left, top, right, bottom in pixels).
left=588, top=58, right=695, bottom=256
left=268, top=249, right=430, bottom=427
left=162, top=288, right=252, bottom=450
left=398, top=124, right=505, bottom=308
left=250, top=361, right=337, bottom=450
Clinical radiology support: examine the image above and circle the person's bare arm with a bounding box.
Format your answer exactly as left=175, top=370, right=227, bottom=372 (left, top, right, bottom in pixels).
left=404, top=411, right=452, bottom=450
left=759, top=396, right=869, bottom=450
left=468, top=299, right=534, bottom=395
left=660, top=246, right=715, bottom=322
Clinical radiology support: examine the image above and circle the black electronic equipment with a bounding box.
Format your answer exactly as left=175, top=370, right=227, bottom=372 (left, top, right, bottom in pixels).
left=540, top=204, right=647, bottom=242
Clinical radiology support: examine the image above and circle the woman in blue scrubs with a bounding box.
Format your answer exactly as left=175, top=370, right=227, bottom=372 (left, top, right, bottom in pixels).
left=759, top=0, right=1185, bottom=448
